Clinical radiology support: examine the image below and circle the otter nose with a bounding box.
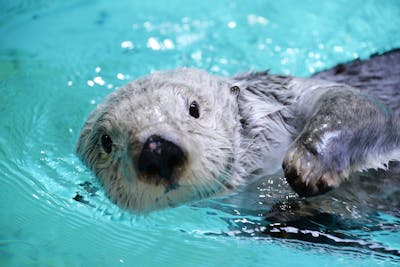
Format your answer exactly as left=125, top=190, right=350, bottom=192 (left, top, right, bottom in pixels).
left=137, top=135, right=185, bottom=180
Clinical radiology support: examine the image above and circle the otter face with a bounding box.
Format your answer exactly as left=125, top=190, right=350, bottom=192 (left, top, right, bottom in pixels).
left=76, top=68, right=242, bottom=213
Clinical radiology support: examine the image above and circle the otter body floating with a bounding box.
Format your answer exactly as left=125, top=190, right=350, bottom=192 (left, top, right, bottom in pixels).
left=76, top=50, right=400, bottom=213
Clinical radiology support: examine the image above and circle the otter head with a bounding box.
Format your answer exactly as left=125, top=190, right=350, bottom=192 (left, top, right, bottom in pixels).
left=76, top=68, right=242, bottom=213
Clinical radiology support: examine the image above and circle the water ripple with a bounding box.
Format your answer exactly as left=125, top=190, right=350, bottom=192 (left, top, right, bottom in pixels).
left=1, top=0, right=400, bottom=266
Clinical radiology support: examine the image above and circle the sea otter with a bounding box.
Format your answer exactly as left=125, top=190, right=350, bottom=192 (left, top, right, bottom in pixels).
left=76, top=49, right=400, bottom=213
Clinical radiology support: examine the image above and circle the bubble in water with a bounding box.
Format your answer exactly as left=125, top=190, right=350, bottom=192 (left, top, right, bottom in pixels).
left=121, top=41, right=134, bottom=49
left=147, top=37, right=161, bottom=50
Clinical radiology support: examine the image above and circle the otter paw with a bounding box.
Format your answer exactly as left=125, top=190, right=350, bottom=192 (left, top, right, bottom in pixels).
left=282, top=144, right=343, bottom=197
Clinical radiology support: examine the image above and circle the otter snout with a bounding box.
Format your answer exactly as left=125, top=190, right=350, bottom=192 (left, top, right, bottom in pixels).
left=137, top=135, right=186, bottom=182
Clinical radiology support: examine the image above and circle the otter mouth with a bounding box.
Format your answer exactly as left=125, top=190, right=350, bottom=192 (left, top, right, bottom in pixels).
left=135, top=134, right=187, bottom=188
left=137, top=172, right=182, bottom=191
left=164, top=182, right=180, bottom=193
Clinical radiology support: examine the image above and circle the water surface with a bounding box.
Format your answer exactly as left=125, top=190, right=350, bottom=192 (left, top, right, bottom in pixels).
left=1, top=0, right=400, bottom=266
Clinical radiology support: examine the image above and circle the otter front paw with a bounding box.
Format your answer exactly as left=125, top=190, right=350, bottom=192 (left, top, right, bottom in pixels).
left=282, top=143, right=345, bottom=197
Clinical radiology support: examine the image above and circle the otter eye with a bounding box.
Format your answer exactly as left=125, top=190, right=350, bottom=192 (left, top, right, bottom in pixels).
left=101, top=134, right=113, bottom=154
left=189, top=101, right=200, bottom=119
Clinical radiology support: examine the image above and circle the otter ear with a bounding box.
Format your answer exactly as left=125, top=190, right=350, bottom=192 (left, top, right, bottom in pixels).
left=230, top=85, right=240, bottom=96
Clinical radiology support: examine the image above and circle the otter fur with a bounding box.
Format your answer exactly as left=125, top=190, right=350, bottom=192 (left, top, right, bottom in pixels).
left=76, top=49, right=400, bottom=213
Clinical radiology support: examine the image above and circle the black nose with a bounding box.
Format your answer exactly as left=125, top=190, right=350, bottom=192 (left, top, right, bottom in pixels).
left=137, top=135, right=186, bottom=181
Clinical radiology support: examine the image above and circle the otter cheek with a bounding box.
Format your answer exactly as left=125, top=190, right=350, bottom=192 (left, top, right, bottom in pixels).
left=121, top=155, right=137, bottom=182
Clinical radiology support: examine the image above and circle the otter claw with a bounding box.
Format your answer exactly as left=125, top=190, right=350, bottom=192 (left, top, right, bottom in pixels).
left=283, top=144, right=342, bottom=197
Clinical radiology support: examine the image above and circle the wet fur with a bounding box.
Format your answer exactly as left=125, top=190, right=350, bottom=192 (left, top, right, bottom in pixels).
left=312, top=49, right=400, bottom=113
left=76, top=49, right=400, bottom=213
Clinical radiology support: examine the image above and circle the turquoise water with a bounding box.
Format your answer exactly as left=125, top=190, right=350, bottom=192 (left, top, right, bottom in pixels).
left=1, top=0, right=400, bottom=266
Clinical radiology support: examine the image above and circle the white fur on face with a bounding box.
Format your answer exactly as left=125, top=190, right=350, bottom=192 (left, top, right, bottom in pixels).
left=76, top=68, right=243, bottom=213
